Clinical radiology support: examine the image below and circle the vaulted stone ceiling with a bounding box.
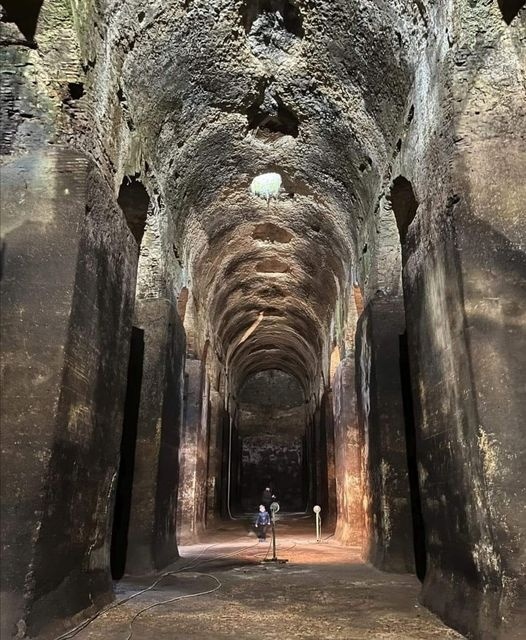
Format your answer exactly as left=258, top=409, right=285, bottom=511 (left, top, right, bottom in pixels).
left=2, top=2, right=525, bottom=639
left=83, top=0, right=421, bottom=395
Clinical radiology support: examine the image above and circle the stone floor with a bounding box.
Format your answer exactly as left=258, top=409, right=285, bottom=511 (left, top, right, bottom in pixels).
left=64, top=517, right=464, bottom=640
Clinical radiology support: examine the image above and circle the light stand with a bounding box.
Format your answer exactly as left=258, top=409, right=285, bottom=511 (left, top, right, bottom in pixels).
left=313, top=505, right=322, bottom=542
left=263, top=502, right=288, bottom=564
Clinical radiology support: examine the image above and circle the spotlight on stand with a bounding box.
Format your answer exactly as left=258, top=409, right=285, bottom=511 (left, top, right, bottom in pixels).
left=263, top=501, right=288, bottom=564
left=313, top=505, right=322, bottom=542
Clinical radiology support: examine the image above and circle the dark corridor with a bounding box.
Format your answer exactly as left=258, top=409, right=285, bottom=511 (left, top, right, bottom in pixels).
left=110, top=327, right=144, bottom=580
left=399, top=332, right=427, bottom=581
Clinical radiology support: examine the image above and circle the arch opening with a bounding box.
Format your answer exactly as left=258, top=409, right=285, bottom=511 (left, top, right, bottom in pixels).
left=235, top=369, right=308, bottom=513
left=498, top=0, right=524, bottom=24
left=118, top=177, right=150, bottom=245
left=390, top=176, right=419, bottom=244
left=242, top=0, right=304, bottom=38
left=110, top=327, right=144, bottom=580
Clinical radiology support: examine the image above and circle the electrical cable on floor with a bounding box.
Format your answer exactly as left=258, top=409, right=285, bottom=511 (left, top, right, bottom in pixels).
left=124, top=573, right=222, bottom=640
left=274, top=542, right=297, bottom=556
left=52, top=573, right=180, bottom=640
left=261, top=539, right=297, bottom=562
left=52, top=540, right=259, bottom=640
left=171, top=541, right=223, bottom=572
left=180, top=541, right=260, bottom=571
left=53, top=535, right=325, bottom=640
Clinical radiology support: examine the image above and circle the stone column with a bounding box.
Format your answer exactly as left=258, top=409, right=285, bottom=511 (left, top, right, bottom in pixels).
left=333, top=357, right=364, bottom=547
left=356, top=297, right=414, bottom=573
left=0, top=150, right=138, bottom=637
left=177, top=358, right=208, bottom=543
left=321, top=390, right=337, bottom=522
left=304, top=415, right=316, bottom=510
left=206, top=389, right=225, bottom=523
left=125, top=298, right=185, bottom=574
left=312, top=406, right=324, bottom=509
left=220, top=410, right=231, bottom=519
left=401, top=6, right=526, bottom=637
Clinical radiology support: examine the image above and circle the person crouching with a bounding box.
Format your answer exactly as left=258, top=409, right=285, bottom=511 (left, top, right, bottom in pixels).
left=255, top=504, right=271, bottom=541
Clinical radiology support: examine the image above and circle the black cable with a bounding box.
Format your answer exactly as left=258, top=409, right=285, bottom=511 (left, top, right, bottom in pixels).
left=123, top=573, right=222, bottom=640
left=52, top=539, right=257, bottom=640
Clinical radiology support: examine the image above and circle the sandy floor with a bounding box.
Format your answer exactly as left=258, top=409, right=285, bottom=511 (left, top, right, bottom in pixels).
left=61, top=517, right=464, bottom=640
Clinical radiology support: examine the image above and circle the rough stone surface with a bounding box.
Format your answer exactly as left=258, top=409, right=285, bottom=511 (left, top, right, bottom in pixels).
left=124, top=299, right=185, bottom=574
left=63, top=519, right=464, bottom=640
left=357, top=299, right=415, bottom=573
left=0, top=150, right=138, bottom=637
left=177, top=358, right=209, bottom=544
left=332, top=357, right=363, bottom=547
left=1, top=1, right=525, bottom=639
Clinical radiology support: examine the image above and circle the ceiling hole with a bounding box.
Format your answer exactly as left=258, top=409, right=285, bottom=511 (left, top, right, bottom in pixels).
left=498, top=0, right=524, bottom=24
left=247, top=93, right=299, bottom=138
left=242, top=0, right=304, bottom=38
left=118, top=177, right=150, bottom=245
left=1, top=0, right=43, bottom=41
left=67, top=82, right=84, bottom=100
left=390, top=176, right=419, bottom=243
left=359, top=156, right=372, bottom=172
left=250, top=172, right=282, bottom=201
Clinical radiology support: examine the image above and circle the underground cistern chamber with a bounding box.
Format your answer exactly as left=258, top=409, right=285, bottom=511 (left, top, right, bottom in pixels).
left=1, top=1, right=525, bottom=639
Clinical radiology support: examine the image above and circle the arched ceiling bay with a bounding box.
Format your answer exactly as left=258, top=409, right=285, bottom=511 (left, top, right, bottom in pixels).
left=110, top=0, right=418, bottom=395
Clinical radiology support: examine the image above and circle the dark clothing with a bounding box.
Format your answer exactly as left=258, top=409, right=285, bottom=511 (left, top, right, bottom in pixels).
left=256, top=524, right=269, bottom=540
left=261, top=489, right=273, bottom=513
left=255, top=510, right=271, bottom=540
left=256, top=511, right=271, bottom=526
